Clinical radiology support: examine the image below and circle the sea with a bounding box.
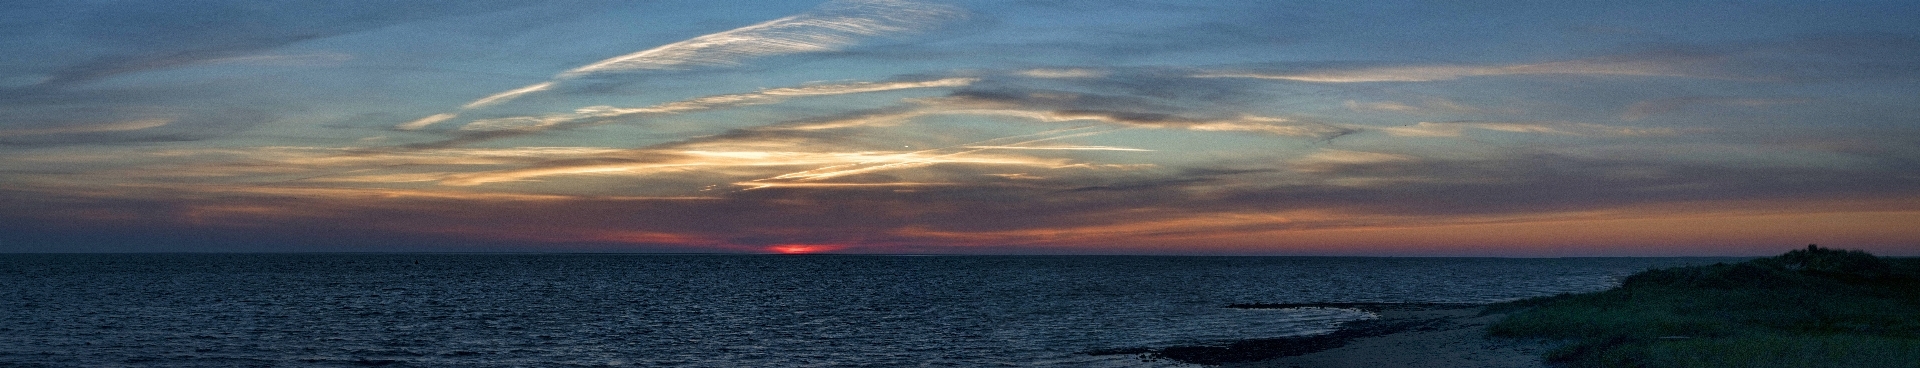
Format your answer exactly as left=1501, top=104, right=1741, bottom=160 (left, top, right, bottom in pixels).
left=0, top=254, right=1732, bottom=367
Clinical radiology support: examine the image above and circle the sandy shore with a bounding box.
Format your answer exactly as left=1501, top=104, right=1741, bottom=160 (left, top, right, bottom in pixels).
left=1222, top=304, right=1557, bottom=368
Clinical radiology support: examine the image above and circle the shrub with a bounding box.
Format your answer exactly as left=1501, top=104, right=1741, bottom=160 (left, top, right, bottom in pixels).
left=1489, top=245, right=1920, bottom=367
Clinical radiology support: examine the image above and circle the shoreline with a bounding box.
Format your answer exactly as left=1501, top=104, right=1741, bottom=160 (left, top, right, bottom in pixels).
left=1116, top=303, right=1557, bottom=367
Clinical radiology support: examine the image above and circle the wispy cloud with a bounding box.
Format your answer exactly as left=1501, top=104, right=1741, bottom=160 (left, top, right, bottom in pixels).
left=168, top=185, right=720, bottom=202
left=432, top=146, right=1084, bottom=187
left=461, top=82, right=556, bottom=109
left=1297, top=149, right=1418, bottom=165
left=964, top=145, right=1152, bottom=151
left=564, top=0, right=964, bottom=75
left=413, top=0, right=968, bottom=117
left=729, top=182, right=960, bottom=189
left=921, top=90, right=1360, bottom=140
left=1345, top=98, right=1482, bottom=114
left=1197, top=35, right=1920, bottom=86
left=549, top=77, right=977, bottom=123
left=395, top=113, right=459, bottom=131
left=198, top=52, right=354, bottom=66
left=0, top=118, right=172, bottom=137
left=1375, top=121, right=1679, bottom=137
left=434, top=77, right=975, bottom=132
left=19, top=2, right=526, bottom=88
left=739, top=126, right=1120, bottom=188
left=399, top=123, right=1115, bottom=188
left=1195, top=56, right=1708, bottom=83
left=1016, top=68, right=1107, bottom=79
left=1622, top=97, right=1811, bottom=121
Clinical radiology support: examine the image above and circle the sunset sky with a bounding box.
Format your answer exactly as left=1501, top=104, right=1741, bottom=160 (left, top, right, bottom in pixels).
left=3, top=0, right=1917, bottom=256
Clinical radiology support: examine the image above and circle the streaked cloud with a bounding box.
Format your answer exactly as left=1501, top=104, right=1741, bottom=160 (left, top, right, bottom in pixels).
left=564, top=0, right=963, bottom=75
left=1195, top=56, right=1707, bottom=83
left=410, top=0, right=968, bottom=116
left=395, top=113, right=459, bottom=131
left=199, top=52, right=354, bottom=66
left=925, top=90, right=1359, bottom=140
left=13, top=1, right=529, bottom=88
left=0, top=118, right=172, bottom=137
left=1376, top=121, right=1679, bottom=138
left=730, top=182, right=960, bottom=189
left=461, top=82, right=556, bottom=109
left=746, top=145, right=1095, bottom=185
left=431, top=143, right=1087, bottom=187
left=964, top=145, right=1152, bottom=151
left=1017, top=68, right=1107, bottom=79
left=1621, top=97, right=1811, bottom=121
left=1297, top=149, right=1418, bottom=165
left=167, top=185, right=720, bottom=203
left=563, top=78, right=977, bottom=119
left=444, top=77, right=975, bottom=132
left=1345, top=98, right=1482, bottom=114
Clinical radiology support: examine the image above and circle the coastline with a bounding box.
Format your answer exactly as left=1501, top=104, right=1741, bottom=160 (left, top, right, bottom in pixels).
left=1132, top=303, right=1558, bottom=367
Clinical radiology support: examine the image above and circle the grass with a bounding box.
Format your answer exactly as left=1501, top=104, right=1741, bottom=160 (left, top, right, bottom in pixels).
left=1486, top=245, right=1920, bottom=368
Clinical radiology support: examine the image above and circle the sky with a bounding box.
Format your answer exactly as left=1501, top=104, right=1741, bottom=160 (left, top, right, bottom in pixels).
left=2, top=0, right=1918, bottom=256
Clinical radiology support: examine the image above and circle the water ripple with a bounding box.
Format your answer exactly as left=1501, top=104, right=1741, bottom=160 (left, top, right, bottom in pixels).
left=0, top=254, right=1725, bottom=367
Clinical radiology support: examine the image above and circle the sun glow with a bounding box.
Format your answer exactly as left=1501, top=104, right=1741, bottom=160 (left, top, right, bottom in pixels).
left=767, top=244, right=846, bottom=254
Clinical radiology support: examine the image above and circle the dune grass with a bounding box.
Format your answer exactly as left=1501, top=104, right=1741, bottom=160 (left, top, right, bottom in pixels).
left=1486, top=245, right=1920, bottom=367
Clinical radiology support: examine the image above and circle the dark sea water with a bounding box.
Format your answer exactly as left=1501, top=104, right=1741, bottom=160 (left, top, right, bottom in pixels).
left=0, top=254, right=1730, bottom=367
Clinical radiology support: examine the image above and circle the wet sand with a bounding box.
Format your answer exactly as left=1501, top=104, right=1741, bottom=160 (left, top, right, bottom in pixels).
left=1223, top=304, right=1557, bottom=368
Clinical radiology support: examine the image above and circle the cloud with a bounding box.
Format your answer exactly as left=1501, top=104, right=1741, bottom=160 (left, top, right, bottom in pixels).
left=963, top=145, right=1151, bottom=151
left=1296, top=149, right=1418, bottom=165
left=402, top=66, right=1337, bottom=150
left=1344, top=100, right=1421, bottom=112
left=1194, top=58, right=1704, bottom=83
left=9, top=137, right=1916, bottom=253
left=197, top=52, right=355, bottom=66
left=19, top=1, right=529, bottom=88
left=163, top=185, right=718, bottom=203
left=0, top=118, right=171, bottom=137
left=423, top=77, right=975, bottom=132
left=423, top=133, right=1099, bottom=187
left=7, top=2, right=1919, bottom=255
left=744, top=107, right=923, bottom=131
left=395, top=113, right=460, bottom=131
left=562, top=77, right=976, bottom=120
left=1622, top=97, right=1811, bottom=121
left=0, top=109, right=270, bottom=146
left=1017, top=68, right=1107, bottom=79
left=929, top=89, right=1359, bottom=140
left=1214, top=153, right=1920, bottom=219
left=434, top=155, right=715, bottom=186
left=1345, top=98, right=1481, bottom=114
left=0, top=146, right=638, bottom=188
left=461, top=82, right=556, bottom=109
left=564, top=0, right=965, bottom=75
left=741, top=126, right=1117, bottom=187
left=1375, top=121, right=1679, bottom=138
left=396, top=77, right=1387, bottom=193
left=1194, top=34, right=1920, bottom=84
left=400, top=117, right=1147, bottom=191
left=420, top=0, right=969, bottom=114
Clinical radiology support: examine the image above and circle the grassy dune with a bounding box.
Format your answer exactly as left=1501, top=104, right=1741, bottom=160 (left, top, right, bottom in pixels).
left=1486, top=245, right=1920, bottom=367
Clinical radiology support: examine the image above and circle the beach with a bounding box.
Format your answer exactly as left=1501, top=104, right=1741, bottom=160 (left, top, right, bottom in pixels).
left=1206, top=304, right=1558, bottom=368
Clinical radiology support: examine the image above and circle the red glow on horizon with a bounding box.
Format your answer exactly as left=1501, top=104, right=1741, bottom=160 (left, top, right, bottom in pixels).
left=767, top=244, right=846, bottom=254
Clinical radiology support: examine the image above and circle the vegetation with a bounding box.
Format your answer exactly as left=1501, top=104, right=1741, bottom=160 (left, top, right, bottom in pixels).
left=1487, top=245, right=1920, bottom=367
